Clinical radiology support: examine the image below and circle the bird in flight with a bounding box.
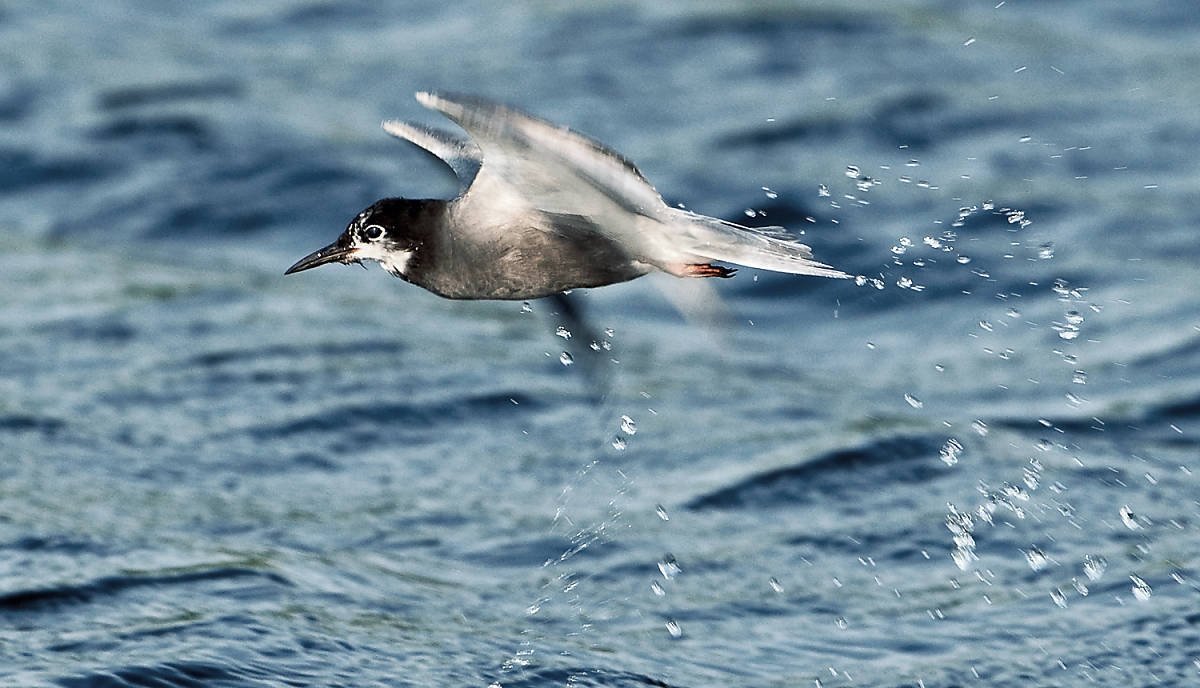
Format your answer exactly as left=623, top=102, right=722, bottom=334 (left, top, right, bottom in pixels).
left=286, top=92, right=847, bottom=299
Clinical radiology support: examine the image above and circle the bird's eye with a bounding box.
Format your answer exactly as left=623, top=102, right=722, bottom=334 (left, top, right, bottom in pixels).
left=363, top=225, right=384, bottom=240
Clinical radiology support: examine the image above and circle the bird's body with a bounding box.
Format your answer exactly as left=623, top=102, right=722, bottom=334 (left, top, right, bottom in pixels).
left=286, top=92, right=847, bottom=298
left=396, top=200, right=647, bottom=300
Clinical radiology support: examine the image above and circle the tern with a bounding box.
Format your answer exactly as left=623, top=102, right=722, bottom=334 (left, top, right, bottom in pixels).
left=285, top=92, right=847, bottom=299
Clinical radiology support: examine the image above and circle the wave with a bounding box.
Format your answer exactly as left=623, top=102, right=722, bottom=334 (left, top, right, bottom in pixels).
left=686, top=434, right=946, bottom=510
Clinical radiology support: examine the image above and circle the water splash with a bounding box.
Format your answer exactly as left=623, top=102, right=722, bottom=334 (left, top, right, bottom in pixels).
left=665, top=619, right=683, bottom=639
left=946, top=504, right=977, bottom=570
left=1129, top=575, right=1153, bottom=601
left=1118, top=505, right=1141, bottom=530
left=619, top=415, right=637, bottom=435
left=658, top=554, right=682, bottom=580
left=1083, top=554, right=1107, bottom=581
left=1025, top=546, right=1049, bottom=571
left=939, top=438, right=964, bottom=466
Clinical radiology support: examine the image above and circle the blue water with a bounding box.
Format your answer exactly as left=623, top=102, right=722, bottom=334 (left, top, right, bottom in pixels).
left=3, top=2, right=1199, bottom=686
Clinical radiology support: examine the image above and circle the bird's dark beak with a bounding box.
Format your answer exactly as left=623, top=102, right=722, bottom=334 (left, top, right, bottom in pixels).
left=284, top=240, right=359, bottom=275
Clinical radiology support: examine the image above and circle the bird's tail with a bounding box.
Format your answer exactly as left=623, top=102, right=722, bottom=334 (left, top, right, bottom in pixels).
left=668, top=208, right=849, bottom=278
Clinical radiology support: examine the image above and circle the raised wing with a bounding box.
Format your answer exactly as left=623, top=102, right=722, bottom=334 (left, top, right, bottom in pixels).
left=381, top=119, right=482, bottom=195
left=415, top=91, right=668, bottom=221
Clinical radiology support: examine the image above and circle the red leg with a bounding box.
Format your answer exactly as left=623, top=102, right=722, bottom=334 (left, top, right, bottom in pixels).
left=680, top=263, right=737, bottom=278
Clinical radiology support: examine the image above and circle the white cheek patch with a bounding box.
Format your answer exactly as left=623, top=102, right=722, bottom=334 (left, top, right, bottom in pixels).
left=354, top=243, right=413, bottom=277
left=379, top=250, right=414, bottom=277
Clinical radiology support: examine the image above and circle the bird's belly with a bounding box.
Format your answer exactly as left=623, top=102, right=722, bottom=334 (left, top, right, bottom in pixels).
left=423, top=227, right=648, bottom=300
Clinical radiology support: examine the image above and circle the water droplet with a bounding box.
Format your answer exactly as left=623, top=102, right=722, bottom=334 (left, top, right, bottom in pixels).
left=762, top=186, right=779, bottom=199
left=1006, top=308, right=1020, bottom=318
left=971, top=420, right=989, bottom=436
left=1072, top=577, right=1089, bottom=596
left=768, top=577, right=784, bottom=593
left=559, top=351, right=574, bottom=366
left=1083, top=555, right=1107, bottom=581
left=589, top=341, right=601, bottom=351
left=611, top=435, right=626, bottom=451
left=744, top=208, right=757, bottom=218
left=1019, top=135, right=1033, bottom=143
left=1050, top=588, right=1068, bottom=608
left=520, top=302, right=532, bottom=313
left=1072, top=370, right=1087, bottom=384
left=905, top=159, right=920, bottom=167
left=835, top=616, right=849, bottom=629
left=650, top=580, right=665, bottom=596
left=963, top=36, right=976, bottom=46
left=817, top=183, right=830, bottom=198
left=1025, top=546, right=1048, bottom=571
left=1130, top=575, right=1152, bottom=601
left=957, top=255, right=972, bottom=264
left=658, top=554, right=682, bottom=580
left=844, top=165, right=860, bottom=178
left=939, top=438, right=964, bottom=466
left=1119, top=505, right=1140, bottom=530
left=665, top=619, right=683, bottom=638
left=655, top=504, right=669, bottom=521
left=951, top=548, right=972, bottom=570
left=527, top=603, right=541, bottom=615
left=934, top=363, right=945, bottom=372
left=1038, top=243, right=1055, bottom=260
left=1065, top=310, right=1084, bottom=325
left=904, top=393, right=924, bottom=409
left=620, top=415, right=637, bottom=435
left=555, top=326, right=572, bottom=339
left=979, top=320, right=994, bottom=332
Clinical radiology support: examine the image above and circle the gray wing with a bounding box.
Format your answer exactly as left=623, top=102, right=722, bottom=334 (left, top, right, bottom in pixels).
left=415, top=91, right=668, bottom=221
left=413, top=91, right=847, bottom=279
left=381, top=119, right=482, bottom=196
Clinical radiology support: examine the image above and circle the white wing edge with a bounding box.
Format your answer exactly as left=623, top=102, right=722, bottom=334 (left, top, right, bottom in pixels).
left=381, top=119, right=482, bottom=193
left=414, top=91, right=667, bottom=217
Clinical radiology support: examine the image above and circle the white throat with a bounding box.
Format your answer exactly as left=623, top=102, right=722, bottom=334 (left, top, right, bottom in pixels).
left=356, top=244, right=414, bottom=277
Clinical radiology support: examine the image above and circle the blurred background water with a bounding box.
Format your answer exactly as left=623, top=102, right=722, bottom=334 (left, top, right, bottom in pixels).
left=2, top=1, right=1199, bottom=686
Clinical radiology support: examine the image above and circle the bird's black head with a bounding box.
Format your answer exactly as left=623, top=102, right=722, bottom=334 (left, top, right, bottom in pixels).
left=285, top=198, right=439, bottom=278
